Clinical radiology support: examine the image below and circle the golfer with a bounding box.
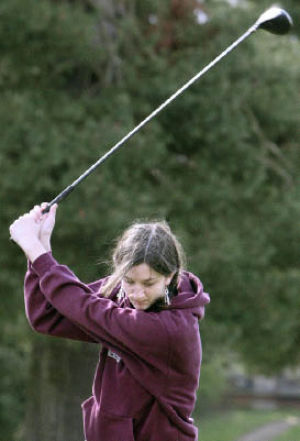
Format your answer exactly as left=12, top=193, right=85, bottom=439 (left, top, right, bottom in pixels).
left=9, top=204, right=210, bottom=441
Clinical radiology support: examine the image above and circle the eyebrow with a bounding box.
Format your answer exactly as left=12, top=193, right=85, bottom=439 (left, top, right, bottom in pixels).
left=124, top=276, right=159, bottom=282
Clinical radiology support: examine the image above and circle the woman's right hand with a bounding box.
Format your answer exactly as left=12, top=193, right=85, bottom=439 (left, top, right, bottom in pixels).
left=31, top=203, right=58, bottom=252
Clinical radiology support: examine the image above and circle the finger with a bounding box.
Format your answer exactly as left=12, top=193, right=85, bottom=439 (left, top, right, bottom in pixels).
left=41, top=202, right=49, bottom=212
left=50, top=204, right=58, bottom=214
left=44, top=204, right=57, bottom=217
left=36, top=205, right=48, bottom=222
left=30, top=206, right=42, bottom=222
left=38, top=203, right=48, bottom=220
left=41, top=203, right=52, bottom=215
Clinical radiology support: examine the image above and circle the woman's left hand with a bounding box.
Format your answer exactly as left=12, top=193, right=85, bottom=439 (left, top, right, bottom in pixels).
left=9, top=208, right=46, bottom=260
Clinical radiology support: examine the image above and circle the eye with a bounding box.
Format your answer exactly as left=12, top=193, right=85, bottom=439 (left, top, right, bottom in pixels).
left=143, top=281, right=155, bottom=287
left=124, top=278, right=134, bottom=285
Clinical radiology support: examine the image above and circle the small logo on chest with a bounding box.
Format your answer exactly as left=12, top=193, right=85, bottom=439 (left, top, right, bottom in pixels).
left=108, top=349, right=121, bottom=363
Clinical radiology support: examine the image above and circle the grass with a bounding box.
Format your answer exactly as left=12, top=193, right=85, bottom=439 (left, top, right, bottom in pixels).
left=195, top=407, right=300, bottom=441
left=273, top=420, right=300, bottom=441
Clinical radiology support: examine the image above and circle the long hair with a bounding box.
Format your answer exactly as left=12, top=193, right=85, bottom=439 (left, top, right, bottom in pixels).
left=100, top=220, right=186, bottom=298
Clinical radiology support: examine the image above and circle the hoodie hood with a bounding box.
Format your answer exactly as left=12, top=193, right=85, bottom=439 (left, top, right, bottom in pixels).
left=169, top=271, right=210, bottom=320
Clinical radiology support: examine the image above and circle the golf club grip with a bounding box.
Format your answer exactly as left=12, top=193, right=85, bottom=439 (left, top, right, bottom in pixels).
left=41, top=185, right=75, bottom=214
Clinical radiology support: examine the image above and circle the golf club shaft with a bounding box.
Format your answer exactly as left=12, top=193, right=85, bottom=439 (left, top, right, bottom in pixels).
left=42, top=22, right=259, bottom=214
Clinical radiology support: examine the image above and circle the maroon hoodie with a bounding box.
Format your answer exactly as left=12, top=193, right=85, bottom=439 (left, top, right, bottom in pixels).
left=24, top=252, right=210, bottom=441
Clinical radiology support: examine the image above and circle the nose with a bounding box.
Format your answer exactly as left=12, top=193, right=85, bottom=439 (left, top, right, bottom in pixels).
left=130, top=287, right=146, bottom=301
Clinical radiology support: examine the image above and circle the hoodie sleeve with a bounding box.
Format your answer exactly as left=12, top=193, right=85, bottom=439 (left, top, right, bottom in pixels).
left=31, top=253, right=171, bottom=369
left=24, top=253, right=105, bottom=342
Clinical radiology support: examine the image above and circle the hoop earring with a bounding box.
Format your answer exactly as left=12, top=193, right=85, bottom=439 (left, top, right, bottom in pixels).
left=117, top=287, right=125, bottom=302
left=164, top=287, right=170, bottom=306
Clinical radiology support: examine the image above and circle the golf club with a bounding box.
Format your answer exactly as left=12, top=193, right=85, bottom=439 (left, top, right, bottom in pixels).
left=42, top=6, right=293, bottom=214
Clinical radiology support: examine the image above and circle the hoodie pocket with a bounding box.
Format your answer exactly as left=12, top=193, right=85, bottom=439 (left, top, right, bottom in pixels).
left=82, top=398, right=134, bottom=441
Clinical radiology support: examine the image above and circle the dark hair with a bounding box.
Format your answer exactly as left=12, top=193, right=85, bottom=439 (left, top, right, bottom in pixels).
left=101, top=220, right=186, bottom=297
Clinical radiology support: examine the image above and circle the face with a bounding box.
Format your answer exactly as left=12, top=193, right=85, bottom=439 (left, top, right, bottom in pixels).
left=122, top=263, right=174, bottom=310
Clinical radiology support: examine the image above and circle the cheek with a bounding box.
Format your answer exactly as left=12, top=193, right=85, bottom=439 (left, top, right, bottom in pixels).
left=150, top=282, right=165, bottom=298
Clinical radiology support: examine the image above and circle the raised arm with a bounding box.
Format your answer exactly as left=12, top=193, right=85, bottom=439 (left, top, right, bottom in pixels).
left=9, top=204, right=170, bottom=366
left=32, top=253, right=171, bottom=365
left=25, top=259, right=101, bottom=342
left=10, top=204, right=100, bottom=342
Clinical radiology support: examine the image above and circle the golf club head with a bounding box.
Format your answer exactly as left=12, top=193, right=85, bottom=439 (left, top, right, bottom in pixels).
left=256, top=6, right=293, bottom=35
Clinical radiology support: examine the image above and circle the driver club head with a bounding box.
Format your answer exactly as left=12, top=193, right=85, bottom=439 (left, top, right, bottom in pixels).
left=255, top=6, right=293, bottom=35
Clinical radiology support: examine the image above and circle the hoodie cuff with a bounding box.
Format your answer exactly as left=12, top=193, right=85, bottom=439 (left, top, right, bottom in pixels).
left=31, top=252, right=57, bottom=277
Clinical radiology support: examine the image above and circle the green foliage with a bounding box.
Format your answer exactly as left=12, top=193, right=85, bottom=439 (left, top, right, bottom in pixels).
left=0, top=0, right=99, bottom=90
left=196, top=354, right=229, bottom=413
left=1, top=0, right=300, bottom=438
left=0, top=333, right=29, bottom=436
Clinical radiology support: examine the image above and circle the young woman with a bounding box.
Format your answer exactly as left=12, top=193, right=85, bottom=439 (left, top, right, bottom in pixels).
left=9, top=204, right=210, bottom=441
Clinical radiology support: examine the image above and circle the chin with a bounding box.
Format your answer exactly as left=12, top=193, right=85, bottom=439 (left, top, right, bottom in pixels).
left=132, top=302, right=148, bottom=310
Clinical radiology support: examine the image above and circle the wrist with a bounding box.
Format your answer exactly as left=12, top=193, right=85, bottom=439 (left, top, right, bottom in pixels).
left=40, top=237, right=52, bottom=252
left=23, top=240, right=47, bottom=263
